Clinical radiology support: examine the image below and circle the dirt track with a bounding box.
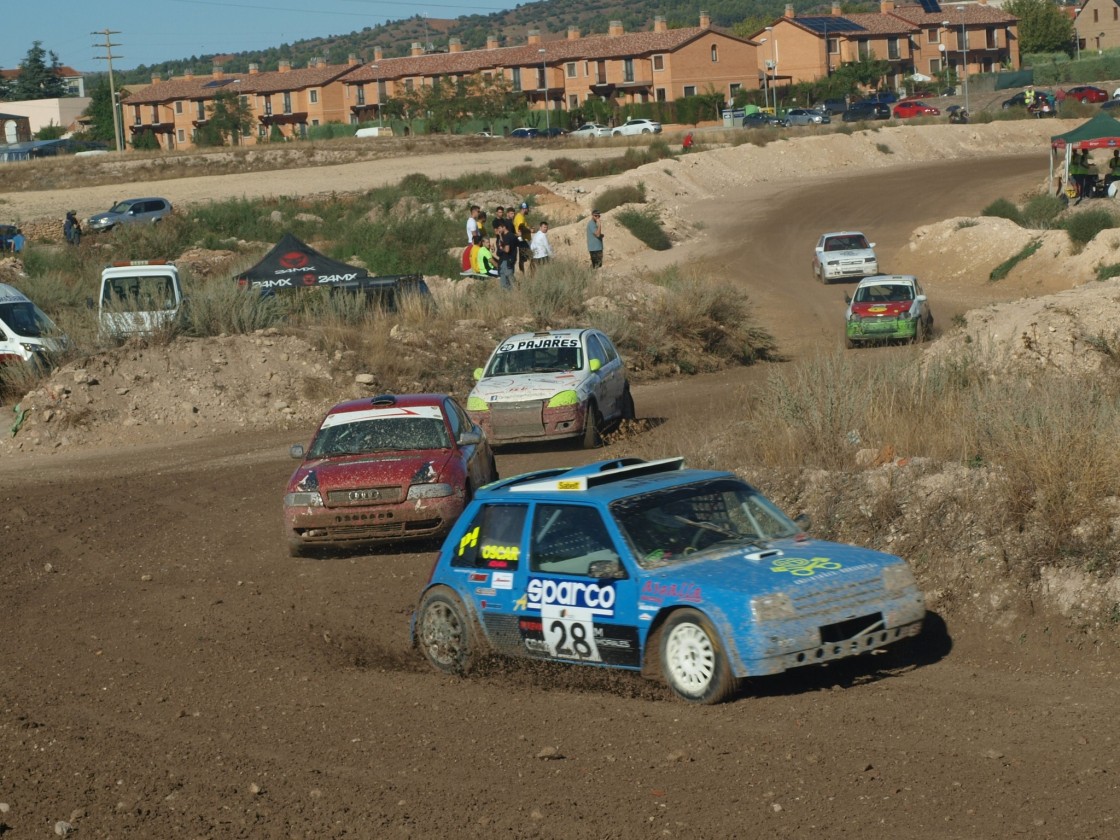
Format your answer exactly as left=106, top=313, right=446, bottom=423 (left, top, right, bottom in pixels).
left=3, top=144, right=1120, bottom=839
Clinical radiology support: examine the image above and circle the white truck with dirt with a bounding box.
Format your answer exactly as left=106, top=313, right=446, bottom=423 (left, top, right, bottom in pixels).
left=99, top=260, right=185, bottom=338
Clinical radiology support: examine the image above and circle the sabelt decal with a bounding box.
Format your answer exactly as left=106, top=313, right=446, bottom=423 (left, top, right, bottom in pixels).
left=557, top=480, right=582, bottom=491
left=498, top=337, right=580, bottom=352
left=771, top=556, right=842, bottom=576
left=491, top=571, right=513, bottom=590
left=515, top=577, right=616, bottom=616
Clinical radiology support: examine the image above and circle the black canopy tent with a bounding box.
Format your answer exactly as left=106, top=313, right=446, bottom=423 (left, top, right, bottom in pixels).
left=234, top=233, right=429, bottom=306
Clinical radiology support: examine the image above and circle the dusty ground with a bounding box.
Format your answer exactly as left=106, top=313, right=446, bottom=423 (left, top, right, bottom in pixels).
left=3, top=123, right=1120, bottom=838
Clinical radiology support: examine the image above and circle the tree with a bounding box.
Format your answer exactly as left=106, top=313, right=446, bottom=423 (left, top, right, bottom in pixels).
left=205, top=89, right=255, bottom=145
left=12, top=41, right=70, bottom=100
left=832, top=54, right=892, bottom=89
left=1005, top=0, right=1075, bottom=56
left=465, top=73, right=521, bottom=133
left=78, top=77, right=119, bottom=143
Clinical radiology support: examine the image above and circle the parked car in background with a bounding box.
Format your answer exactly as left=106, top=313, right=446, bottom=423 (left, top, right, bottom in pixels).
left=612, top=118, right=662, bottom=136
left=786, top=108, right=831, bottom=125
left=87, top=197, right=172, bottom=233
left=893, top=100, right=941, bottom=118
left=842, top=101, right=891, bottom=122
left=1101, top=99, right=1120, bottom=112
left=466, top=327, right=634, bottom=449
left=570, top=122, right=610, bottom=137
left=816, top=98, right=849, bottom=115
left=1067, top=85, right=1109, bottom=104
left=283, top=393, right=498, bottom=556
left=99, top=260, right=185, bottom=338
left=813, top=231, right=879, bottom=284
left=540, top=127, right=569, bottom=138
left=844, top=274, right=933, bottom=347
left=509, top=127, right=541, bottom=139
left=412, top=456, right=927, bottom=704
left=864, top=91, right=899, bottom=105
left=743, top=111, right=790, bottom=129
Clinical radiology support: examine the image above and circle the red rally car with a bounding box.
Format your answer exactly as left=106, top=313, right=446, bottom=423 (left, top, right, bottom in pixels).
left=283, top=393, right=498, bottom=556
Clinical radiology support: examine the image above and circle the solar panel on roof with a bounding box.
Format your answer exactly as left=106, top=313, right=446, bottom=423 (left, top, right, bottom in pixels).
left=203, top=78, right=235, bottom=88
left=797, top=16, right=867, bottom=33
left=917, top=0, right=943, bottom=12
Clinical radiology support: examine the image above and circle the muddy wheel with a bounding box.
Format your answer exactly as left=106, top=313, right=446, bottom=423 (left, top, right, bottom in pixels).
left=913, top=320, right=927, bottom=344
left=620, top=386, right=636, bottom=421
left=287, top=539, right=307, bottom=558
left=845, top=337, right=856, bottom=350
left=416, top=588, right=477, bottom=675
left=660, top=609, right=735, bottom=704
left=582, top=402, right=602, bottom=449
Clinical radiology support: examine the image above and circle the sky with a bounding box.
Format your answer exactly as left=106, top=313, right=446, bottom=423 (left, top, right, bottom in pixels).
left=3, top=0, right=525, bottom=72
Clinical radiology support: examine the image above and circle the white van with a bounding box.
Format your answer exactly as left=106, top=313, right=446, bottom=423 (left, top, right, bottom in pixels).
left=99, top=260, right=184, bottom=337
left=0, top=283, right=67, bottom=367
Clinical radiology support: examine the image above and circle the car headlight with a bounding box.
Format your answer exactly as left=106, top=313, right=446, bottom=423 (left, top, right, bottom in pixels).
left=882, top=563, right=917, bottom=596
left=865, top=257, right=877, bottom=263
left=407, top=483, right=454, bottom=500
left=466, top=395, right=489, bottom=412
left=751, top=592, right=796, bottom=621
left=284, top=491, right=323, bottom=507
left=547, top=390, right=579, bottom=408
left=825, top=260, right=838, bottom=267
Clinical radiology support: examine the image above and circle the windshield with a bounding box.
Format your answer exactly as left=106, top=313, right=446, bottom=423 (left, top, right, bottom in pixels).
left=485, top=344, right=583, bottom=376
left=308, top=416, right=450, bottom=458
left=610, top=478, right=801, bottom=568
left=0, top=301, right=57, bottom=338
left=854, top=283, right=913, bottom=304
left=825, top=235, right=869, bottom=251
left=107, top=201, right=136, bottom=215
left=102, top=275, right=178, bottom=312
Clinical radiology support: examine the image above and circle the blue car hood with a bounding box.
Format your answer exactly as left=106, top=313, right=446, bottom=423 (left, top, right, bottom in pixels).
left=639, top=538, right=896, bottom=596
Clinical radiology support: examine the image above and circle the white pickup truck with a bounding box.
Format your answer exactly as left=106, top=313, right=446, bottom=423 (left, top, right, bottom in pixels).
left=99, top=260, right=184, bottom=337
left=813, top=231, right=879, bottom=284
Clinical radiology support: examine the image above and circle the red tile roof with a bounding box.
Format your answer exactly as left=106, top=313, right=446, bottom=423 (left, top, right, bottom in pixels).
left=125, top=63, right=353, bottom=104
left=841, top=13, right=918, bottom=35
left=891, top=3, right=1018, bottom=26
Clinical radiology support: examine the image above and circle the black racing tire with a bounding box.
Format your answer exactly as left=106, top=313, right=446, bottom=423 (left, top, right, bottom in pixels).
left=659, top=608, right=735, bottom=704
left=416, top=588, right=479, bottom=675
left=620, top=385, right=636, bottom=421
left=582, top=402, right=603, bottom=449
left=288, top=538, right=308, bottom=558
left=642, top=128, right=651, bottom=134
left=845, top=337, right=856, bottom=350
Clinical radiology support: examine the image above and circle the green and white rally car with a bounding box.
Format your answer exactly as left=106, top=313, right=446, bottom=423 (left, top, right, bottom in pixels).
left=844, top=275, right=934, bottom=347
left=466, top=328, right=635, bottom=448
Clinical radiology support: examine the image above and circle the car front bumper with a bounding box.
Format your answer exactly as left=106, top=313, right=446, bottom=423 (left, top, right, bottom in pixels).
left=847, top=317, right=918, bottom=342
left=285, top=494, right=464, bottom=547
left=823, top=262, right=878, bottom=280
left=468, top=400, right=588, bottom=444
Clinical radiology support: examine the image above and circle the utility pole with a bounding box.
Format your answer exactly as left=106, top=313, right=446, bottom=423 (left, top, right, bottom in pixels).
left=91, top=29, right=123, bottom=153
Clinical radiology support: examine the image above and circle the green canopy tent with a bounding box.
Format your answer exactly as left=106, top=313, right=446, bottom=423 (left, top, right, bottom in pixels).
left=1050, top=112, right=1120, bottom=192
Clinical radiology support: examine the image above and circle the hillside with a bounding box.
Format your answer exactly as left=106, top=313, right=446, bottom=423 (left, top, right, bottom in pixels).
left=116, top=0, right=827, bottom=82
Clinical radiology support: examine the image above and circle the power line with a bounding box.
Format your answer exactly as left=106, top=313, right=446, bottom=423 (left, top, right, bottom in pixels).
left=92, top=29, right=124, bottom=154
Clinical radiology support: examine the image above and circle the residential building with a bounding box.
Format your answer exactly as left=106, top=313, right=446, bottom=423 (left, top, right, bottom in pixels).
left=0, top=65, right=86, bottom=97
left=1074, top=0, right=1120, bottom=55
left=122, top=13, right=759, bottom=150
left=751, top=0, right=1019, bottom=92
left=0, top=97, right=91, bottom=136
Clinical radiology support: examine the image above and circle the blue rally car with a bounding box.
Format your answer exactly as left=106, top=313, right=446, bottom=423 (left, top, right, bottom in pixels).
left=412, top=458, right=926, bottom=704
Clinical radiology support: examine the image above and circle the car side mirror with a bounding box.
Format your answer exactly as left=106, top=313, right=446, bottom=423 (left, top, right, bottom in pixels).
left=458, top=430, right=482, bottom=446
left=589, top=559, right=626, bottom=580
left=915, top=294, right=927, bottom=304
left=290, top=444, right=305, bottom=459
left=868, top=242, right=877, bottom=249
left=473, top=367, right=483, bottom=381
left=794, top=513, right=812, bottom=533
left=589, top=358, right=601, bottom=372
left=844, top=293, right=852, bottom=304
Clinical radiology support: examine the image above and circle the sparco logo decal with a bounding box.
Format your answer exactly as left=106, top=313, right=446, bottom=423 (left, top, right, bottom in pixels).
left=520, top=577, right=616, bottom=616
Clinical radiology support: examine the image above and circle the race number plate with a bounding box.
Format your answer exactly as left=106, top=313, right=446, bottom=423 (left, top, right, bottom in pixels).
left=541, top=604, right=601, bottom=662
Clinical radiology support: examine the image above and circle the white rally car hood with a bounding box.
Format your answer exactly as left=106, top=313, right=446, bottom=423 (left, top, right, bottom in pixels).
left=823, top=247, right=875, bottom=261
left=470, top=371, right=588, bottom=404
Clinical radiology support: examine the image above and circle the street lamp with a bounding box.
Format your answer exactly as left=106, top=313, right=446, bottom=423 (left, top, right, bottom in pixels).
left=763, top=26, right=774, bottom=111
left=538, top=48, right=549, bottom=133
left=371, top=63, right=382, bottom=128
left=956, top=7, right=969, bottom=116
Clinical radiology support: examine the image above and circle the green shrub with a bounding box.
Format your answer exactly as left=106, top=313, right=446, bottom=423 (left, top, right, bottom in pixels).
left=1061, top=207, right=1117, bottom=247
left=616, top=208, right=671, bottom=251
left=982, top=198, right=1022, bottom=225
left=990, top=239, right=1042, bottom=281
left=1096, top=263, right=1120, bottom=280
left=176, top=279, right=286, bottom=336
left=1021, top=194, right=1065, bottom=228
left=595, top=183, right=646, bottom=213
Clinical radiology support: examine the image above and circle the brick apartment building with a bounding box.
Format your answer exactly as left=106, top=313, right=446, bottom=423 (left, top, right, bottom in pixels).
left=750, top=0, right=1020, bottom=92
left=122, top=13, right=761, bottom=150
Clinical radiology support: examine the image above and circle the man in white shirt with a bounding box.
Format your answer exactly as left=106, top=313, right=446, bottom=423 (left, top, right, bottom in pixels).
left=465, top=205, right=480, bottom=244
left=529, top=221, right=553, bottom=275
